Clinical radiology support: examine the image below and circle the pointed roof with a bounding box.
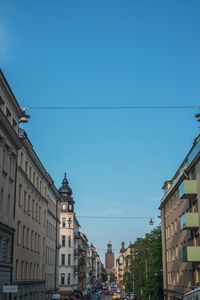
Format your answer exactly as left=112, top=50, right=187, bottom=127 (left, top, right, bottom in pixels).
left=120, top=241, right=126, bottom=253
left=59, top=172, right=73, bottom=201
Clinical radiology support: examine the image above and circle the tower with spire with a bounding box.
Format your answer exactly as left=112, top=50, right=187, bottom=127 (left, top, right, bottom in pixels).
left=105, top=240, right=115, bottom=274
left=59, top=172, right=75, bottom=212
left=58, top=173, right=80, bottom=297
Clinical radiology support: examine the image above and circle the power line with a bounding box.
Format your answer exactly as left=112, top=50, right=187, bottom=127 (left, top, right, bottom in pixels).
left=77, top=216, right=157, bottom=219
left=22, top=105, right=200, bottom=110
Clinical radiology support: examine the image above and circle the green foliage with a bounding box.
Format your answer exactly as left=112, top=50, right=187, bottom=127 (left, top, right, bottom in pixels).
left=123, top=271, right=133, bottom=292
left=101, top=264, right=108, bottom=282
left=109, top=272, right=116, bottom=282
left=123, top=226, right=163, bottom=300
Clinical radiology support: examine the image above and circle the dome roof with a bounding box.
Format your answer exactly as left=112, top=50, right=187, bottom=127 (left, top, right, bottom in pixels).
left=59, top=172, right=73, bottom=201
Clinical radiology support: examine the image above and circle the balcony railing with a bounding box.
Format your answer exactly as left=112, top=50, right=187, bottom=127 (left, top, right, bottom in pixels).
left=180, top=212, right=199, bottom=230
left=179, top=180, right=197, bottom=199
left=182, top=246, right=200, bottom=261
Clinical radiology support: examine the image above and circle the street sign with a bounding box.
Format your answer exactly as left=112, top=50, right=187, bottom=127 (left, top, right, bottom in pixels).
left=2, top=285, right=18, bottom=293
left=52, top=294, right=60, bottom=299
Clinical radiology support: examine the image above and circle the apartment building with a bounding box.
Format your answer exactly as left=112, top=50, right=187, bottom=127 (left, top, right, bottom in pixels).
left=160, top=135, right=200, bottom=299
left=13, top=128, right=60, bottom=300
left=115, top=242, right=131, bottom=287
left=78, top=232, right=89, bottom=289
left=87, top=244, right=101, bottom=286
left=0, top=70, right=26, bottom=300
left=58, top=173, right=80, bottom=297
left=0, top=70, right=60, bottom=299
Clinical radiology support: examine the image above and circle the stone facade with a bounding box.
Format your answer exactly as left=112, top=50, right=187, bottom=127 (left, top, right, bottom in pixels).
left=0, top=70, right=60, bottom=300
left=0, top=70, right=24, bottom=300
left=12, top=129, right=60, bottom=300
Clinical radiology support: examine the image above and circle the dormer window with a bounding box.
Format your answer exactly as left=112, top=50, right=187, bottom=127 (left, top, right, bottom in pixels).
left=62, top=204, right=67, bottom=210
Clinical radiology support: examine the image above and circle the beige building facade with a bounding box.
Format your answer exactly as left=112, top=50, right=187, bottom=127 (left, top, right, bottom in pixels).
left=12, top=129, right=60, bottom=300
left=0, top=70, right=25, bottom=300
left=160, top=135, right=200, bottom=299
left=0, top=70, right=60, bottom=300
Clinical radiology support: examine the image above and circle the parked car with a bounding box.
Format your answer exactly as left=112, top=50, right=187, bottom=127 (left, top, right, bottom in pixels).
left=129, top=293, right=137, bottom=300
left=112, top=293, right=121, bottom=300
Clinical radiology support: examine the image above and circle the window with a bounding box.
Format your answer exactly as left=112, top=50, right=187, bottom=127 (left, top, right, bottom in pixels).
left=68, top=236, right=71, bottom=247
left=28, top=195, right=31, bottom=215
left=7, top=194, right=10, bottom=214
left=68, top=218, right=72, bottom=228
left=38, top=235, right=40, bottom=253
left=26, top=228, right=29, bottom=249
left=61, top=254, right=65, bottom=265
left=69, top=204, right=72, bottom=211
left=61, top=273, right=65, bottom=285
left=29, top=166, right=32, bottom=180
left=20, top=152, right=23, bottom=167
left=17, top=221, right=20, bottom=245
left=24, top=191, right=27, bottom=212
left=21, top=261, right=24, bottom=280
left=31, top=231, right=33, bottom=250
left=39, top=206, right=41, bottom=223
left=6, top=107, right=11, bottom=120
left=62, top=236, right=66, bottom=247
left=62, top=217, right=66, bottom=227
left=67, top=273, right=71, bottom=285
left=68, top=254, right=71, bottom=265
left=22, top=225, right=26, bottom=247
left=32, top=200, right=35, bottom=219
left=25, top=161, right=28, bottom=174
left=19, top=184, right=22, bottom=207
left=35, top=233, right=37, bottom=252
left=33, top=172, right=35, bottom=185
left=15, top=260, right=18, bottom=280
left=35, top=203, right=38, bottom=221
left=30, top=263, right=32, bottom=279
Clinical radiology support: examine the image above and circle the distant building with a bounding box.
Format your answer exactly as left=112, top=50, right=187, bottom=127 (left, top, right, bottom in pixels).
left=115, top=242, right=131, bottom=286
left=78, top=232, right=89, bottom=289
left=105, top=241, right=114, bottom=273
left=160, top=135, right=200, bottom=299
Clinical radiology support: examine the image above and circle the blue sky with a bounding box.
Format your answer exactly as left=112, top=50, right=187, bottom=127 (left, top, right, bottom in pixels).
left=1, top=0, right=200, bottom=262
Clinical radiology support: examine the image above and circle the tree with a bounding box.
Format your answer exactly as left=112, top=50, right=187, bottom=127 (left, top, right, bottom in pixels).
left=124, top=226, right=163, bottom=300
left=101, top=264, right=108, bottom=283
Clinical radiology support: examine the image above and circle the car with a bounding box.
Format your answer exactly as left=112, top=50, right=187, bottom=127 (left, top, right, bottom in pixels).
left=129, top=293, right=137, bottom=300
left=112, top=293, right=121, bottom=300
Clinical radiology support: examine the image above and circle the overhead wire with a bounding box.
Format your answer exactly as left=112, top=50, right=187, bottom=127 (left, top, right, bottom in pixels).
left=21, top=105, right=200, bottom=110
left=77, top=216, right=157, bottom=219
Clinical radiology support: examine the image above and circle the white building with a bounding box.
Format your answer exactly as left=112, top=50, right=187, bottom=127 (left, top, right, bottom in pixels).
left=58, top=173, right=80, bottom=297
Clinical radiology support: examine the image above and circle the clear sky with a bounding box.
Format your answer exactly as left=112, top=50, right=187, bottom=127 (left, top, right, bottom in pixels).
left=1, top=0, right=200, bottom=262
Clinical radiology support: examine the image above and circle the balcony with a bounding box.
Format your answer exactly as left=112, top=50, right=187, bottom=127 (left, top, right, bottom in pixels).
left=179, top=180, right=197, bottom=199
left=180, top=212, right=199, bottom=230
left=182, top=246, right=200, bottom=261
